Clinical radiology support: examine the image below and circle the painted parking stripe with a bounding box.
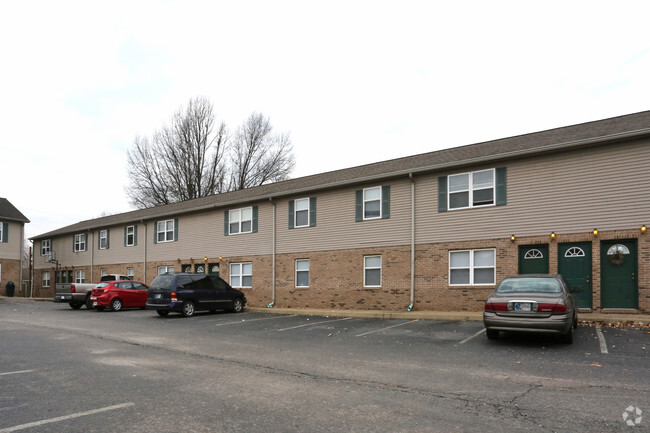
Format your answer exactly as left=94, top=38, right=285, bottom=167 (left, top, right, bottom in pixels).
left=215, top=314, right=297, bottom=326
left=596, top=326, right=609, bottom=354
left=458, top=328, right=486, bottom=345
left=0, top=370, right=35, bottom=376
left=0, top=402, right=134, bottom=433
left=356, top=319, right=419, bottom=337
left=277, top=317, right=352, bottom=331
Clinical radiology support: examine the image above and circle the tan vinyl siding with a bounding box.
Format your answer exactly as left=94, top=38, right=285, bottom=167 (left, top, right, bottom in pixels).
left=416, top=140, right=650, bottom=243
left=0, top=222, right=21, bottom=260
left=277, top=179, right=412, bottom=254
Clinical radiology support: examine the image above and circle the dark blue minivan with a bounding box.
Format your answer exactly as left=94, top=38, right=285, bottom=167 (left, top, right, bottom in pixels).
left=146, top=273, right=246, bottom=317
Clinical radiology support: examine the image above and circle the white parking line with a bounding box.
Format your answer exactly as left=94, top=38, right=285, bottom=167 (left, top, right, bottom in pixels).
left=215, top=314, right=297, bottom=326
left=458, top=328, right=486, bottom=345
left=596, top=326, right=609, bottom=354
left=356, top=319, right=419, bottom=337
left=277, top=317, right=352, bottom=331
left=0, top=370, right=35, bottom=376
left=0, top=403, right=134, bottom=433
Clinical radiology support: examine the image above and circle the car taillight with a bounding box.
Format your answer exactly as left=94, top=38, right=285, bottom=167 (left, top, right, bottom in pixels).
left=71, top=284, right=76, bottom=293
left=485, top=301, right=508, bottom=311
left=538, top=302, right=567, bottom=313
left=171, top=292, right=177, bottom=302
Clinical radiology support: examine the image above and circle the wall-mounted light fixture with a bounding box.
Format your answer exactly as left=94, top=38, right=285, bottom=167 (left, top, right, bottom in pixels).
left=641, top=225, right=647, bottom=235
left=510, top=234, right=516, bottom=242
left=550, top=232, right=556, bottom=240
left=592, top=228, right=599, bottom=237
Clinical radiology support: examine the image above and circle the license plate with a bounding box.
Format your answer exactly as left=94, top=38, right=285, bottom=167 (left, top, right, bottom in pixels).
left=514, top=302, right=532, bottom=312
left=154, top=294, right=162, bottom=299
left=93, top=301, right=98, bottom=306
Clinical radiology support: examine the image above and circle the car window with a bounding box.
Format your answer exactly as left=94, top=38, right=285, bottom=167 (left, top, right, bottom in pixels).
left=116, top=282, right=133, bottom=289
left=132, top=283, right=148, bottom=291
left=150, top=274, right=175, bottom=290
left=496, top=278, right=562, bottom=294
left=211, top=276, right=228, bottom=290
left=177, top=276, right=194, bottom=288
left=189, top=275, right=213, bottom=290
left=96, top=283, right=110, bottom=289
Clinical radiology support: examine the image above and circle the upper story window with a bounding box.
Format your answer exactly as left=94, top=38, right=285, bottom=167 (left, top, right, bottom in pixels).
left=74, top=234, right=87, bottom=252
left=98, top=230, right=109, bottom=250
left=41, top=239, right=51, bottom=255
left=125, top=225, right=137, bottom=247
left=289, top=198, right=316, bottom=229
left=225, top=206, right=258, bottom=235
left=355, top=186, right=390, bottom=222
left=155, top=219, right=177, bottom=243
left=438, top=167, right=506, bottom=212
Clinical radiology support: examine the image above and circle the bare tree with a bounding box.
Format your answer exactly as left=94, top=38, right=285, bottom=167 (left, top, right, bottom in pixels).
left=126, top=97, right=229, bottom=208
left=229, top=112, right=295, bottom=191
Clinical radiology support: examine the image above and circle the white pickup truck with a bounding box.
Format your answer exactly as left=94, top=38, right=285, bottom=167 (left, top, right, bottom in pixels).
left=53, top=274, right=131, bottom=309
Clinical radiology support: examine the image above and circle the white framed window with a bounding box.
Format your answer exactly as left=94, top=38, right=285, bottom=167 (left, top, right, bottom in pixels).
left=42, top=271, right=51, bottom=287
left=363, top=187, right=382, bottom=220
left=449, top=249, right=495, bottom=286
left=74, top=234, right=87, bottom=252
left=564, top=247, right=585, bottom=258
left=125, top=225, right=136, bottom=246
left=524, top=249, right=544, bottom=259
left=448, top=169, right=495, bottom=210
left=294, top=198, right=310, bottom=228
left=100, top=269, right=107, bottom=277
left=158, top=266, right=174, bottom=275
left=127, top=268, right=134, bottom=279
left=156, top=220, right=175, bottom=243
left=230, top=262, right=252, bottom=288
left=229, top=207, right=253, bottom=235
left=296, top=259, right=310, bottom=287
left=364, top=255, right=382, bottom=287
left=41, top=239, right=51, bottom=256
left=99, top=230, right=109, bottom=250
left=75, top=270, right=86, bottom=284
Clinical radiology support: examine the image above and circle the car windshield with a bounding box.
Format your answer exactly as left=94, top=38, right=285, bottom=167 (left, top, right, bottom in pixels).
left=149, top=274, right=175, bottom=290
left=95, top=283, right=110, bottom=289
left=496, top=278, right=562, bottom=294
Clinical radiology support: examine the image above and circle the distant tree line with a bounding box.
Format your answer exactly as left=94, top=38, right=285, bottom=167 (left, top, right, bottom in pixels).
left=126, top=96, right=295, bottom=209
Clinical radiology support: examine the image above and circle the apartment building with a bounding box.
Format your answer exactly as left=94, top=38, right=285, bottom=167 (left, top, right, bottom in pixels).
left=31, top=111, right=650, bottom=313
left=0, top=198, right=30, bottom=295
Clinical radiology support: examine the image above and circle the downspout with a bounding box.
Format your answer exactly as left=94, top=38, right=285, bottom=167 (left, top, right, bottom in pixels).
left=408, top=173, right=415, bottom=311
left=89, top=230, right=94, bottom=281
left=268, top=197, right=276, bottom=307
left=141, top=221, right=147, bottom=284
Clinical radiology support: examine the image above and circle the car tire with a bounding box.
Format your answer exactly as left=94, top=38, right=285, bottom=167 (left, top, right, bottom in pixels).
left=69, top=302, right=82, bottom=310
left=182, top=301, right=195, bottom=317
left=156, top=310, right=169, bottom=317
left=486, top=329, right=499, bottom=340
left=110, top=298, right=123, bottom=312
left=573, top=312, right=578, bottom=329
left=562, top=327, right=574, bottom=344
left=96, top=306, right=105, bottom=312
left=85, top=295, right=94, bottom=310
left=231, top=298, right=244, bottom=313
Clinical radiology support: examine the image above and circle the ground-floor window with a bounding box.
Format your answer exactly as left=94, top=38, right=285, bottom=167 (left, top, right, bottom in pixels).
left=158, top=266, right=174, bottom=275
left=230, top=262, right=252, bottom=288
left=449, top=249, right=495, bottom=286
left=296, top=259, right=309, bottom=287
left=42, top=271, right=51, bottom=287
left=364, top=255, right=382, bottom=287
left=75, top=270, right=86, bottom=284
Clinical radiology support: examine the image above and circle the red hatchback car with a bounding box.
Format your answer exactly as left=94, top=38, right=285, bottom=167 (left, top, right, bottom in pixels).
left=90, top=280, right=149, bottom=311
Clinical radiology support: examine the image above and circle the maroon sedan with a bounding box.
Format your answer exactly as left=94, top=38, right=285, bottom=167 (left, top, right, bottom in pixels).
left=90, top=280, right=149, bottom=311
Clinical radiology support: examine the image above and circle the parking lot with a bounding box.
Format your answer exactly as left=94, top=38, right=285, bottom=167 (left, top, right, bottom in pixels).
left=0, top=299, right=648, bottom=432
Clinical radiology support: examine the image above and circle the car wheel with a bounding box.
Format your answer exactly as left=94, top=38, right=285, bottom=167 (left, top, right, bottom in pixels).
left=486, top=329, right=499, bottom=340
left=573, top=312, right=578, bottom=329
left=156, top=310, right=169, bottom=317
left=96, top=306, right=105, bottom=312
left=182, top=301, right=195, bottom=317
left=110, top=298, right=123, bottom=312
left=562, top=327, right=574, bottom=344
left=231, top=298, right=244, bottom=313
left=69, top=301, right=82, bottom=310
left=85, top=295, right=94, bottom=310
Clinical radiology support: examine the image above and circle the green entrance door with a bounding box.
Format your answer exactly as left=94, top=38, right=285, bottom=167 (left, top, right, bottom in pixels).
left=601, top=240, right=638, bottom=309
left=518, top=244, right=549, bottom=274
left=558, top=242, right=592, bottom=309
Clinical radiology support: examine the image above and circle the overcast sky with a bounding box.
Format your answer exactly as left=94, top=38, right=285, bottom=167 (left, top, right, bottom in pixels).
left=2, top=0, right=649, bottom=240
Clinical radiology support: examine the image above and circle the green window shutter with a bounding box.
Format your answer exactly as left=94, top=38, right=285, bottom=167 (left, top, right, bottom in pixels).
left=124, top=227, right=127, bottom=247
left=83, top=234, right=88, bottom=251
left=174, top=219, right=179, bottom=241
left=224, top=211, right=230, bottom=236
left=72, top=235, right=75, bottom=252
left=153, top=222, right=158, bottom=244
left=495, top=167, right=507, bottom=206
left=381, top=186, right=390, bottom=219
left=288, top=200, right=295, bottom=229
left=252, top=206, right=258, bottom=233
left=1, top=222, right=7, bottom=243
left=133, top=225, right=138, bottom=246
left=438, top=176, right=448, bottom=212
left=106, top=229, right=110, bottom=249
left=98, top=231, right=101, bottom=249
left=309, top=197, right=317, bottom=227
left=355, top=190, right=363, bottom=222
